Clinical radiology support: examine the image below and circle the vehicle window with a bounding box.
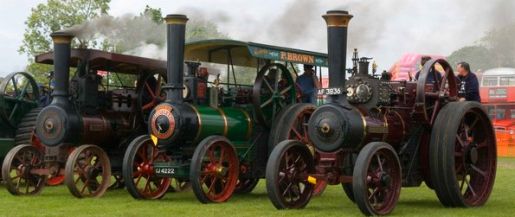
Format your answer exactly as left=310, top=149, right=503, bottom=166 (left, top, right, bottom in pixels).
left=489, top=88, right=507, bottom=98
left=511, top=109, right=515, bottom=119
left=496, top=109, right=506, bottom=119
left=482, top=76, right=498, bottom=87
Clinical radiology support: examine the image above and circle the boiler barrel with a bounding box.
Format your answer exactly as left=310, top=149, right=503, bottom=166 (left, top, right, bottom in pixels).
left=192, top=106, right=252, bottom=142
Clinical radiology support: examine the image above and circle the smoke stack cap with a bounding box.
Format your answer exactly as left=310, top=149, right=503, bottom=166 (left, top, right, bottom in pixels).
left=323, top=10, right=353, bottom=27
left=164, top=14, right=189, bottom=25
left=50, top=32, right=74, bottom=44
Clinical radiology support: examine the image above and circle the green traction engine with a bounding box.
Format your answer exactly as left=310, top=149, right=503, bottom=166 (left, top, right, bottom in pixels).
left=122, top=14, right=321, bottom=202
left=0, top=72, right=42, bottom=165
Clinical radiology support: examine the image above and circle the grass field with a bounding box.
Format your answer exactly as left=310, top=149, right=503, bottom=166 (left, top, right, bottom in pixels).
left=1, top=158, right=514, bottom=217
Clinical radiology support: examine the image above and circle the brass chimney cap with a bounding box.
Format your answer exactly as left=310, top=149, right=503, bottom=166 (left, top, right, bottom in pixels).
left=164, top=14, right=189, bottom=25
left=323, top=10, right=353, bottom=27
left=50, top=31, right=74, bottom=44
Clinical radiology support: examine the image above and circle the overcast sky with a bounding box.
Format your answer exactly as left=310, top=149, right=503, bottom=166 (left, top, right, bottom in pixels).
left=1, top=0, right=514, bottom=77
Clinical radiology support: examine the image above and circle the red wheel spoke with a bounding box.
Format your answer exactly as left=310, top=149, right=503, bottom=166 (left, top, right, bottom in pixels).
left=368, top=187, right=379, bottom=201
left=469, top=117, right=479, bottom=129
left=207, top=176, right=217, bottom=194
left=145, top=83, right=156, bottom=98
left=456, top=135, right=466, bottom=147
left=149, top=146, right=156, bottom=163
left=376, top=155, right=384, bottom=172
left=81, top=181, right=89, bottom=194
left=465, top=178, right=477, bottom=197
left=207, top=148, right=216, bottom=163
left=155, top=75, right=162, bottom=96
left=142, top=102, right=156, bottom=111
left=135, top=173, right=144, bottom=186
left=219, top=147, right=225, bottom=163
left=470, top=165, right=487, bottom=177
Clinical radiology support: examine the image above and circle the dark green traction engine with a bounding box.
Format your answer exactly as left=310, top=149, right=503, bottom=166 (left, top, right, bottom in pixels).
left=122, top=14, right=300, bottom=202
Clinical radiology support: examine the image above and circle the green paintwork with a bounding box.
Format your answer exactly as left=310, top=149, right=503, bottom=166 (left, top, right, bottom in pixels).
left=247, top=43, right=328, bottom=67
left=0, top=138, right=15, bottom=161
left=185, top=39, right=328, bottom=68
left=194, top=105, right=251, bottom=142
left=153, top=161, right=190, bottom=179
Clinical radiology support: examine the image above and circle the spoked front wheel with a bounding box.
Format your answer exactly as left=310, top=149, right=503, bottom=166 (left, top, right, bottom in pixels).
left=123, top=135, right=171, bottom=199
left=353, top=142, right=402, bottom=216
left=64, top=145, right=111, bottom=198
left=266, top=140, right=315, bottom=209
left=1, top=145, right=46, bottom=195
left=190, top=136, right=239, bottom=203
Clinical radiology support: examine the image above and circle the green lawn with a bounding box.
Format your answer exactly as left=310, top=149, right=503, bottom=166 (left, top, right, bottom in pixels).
left=1, top=158, right=514, bottom=217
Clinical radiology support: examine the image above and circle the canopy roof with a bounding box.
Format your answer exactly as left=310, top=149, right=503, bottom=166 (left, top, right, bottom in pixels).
left=35, top=49, right=167, bottom=75
left=185, top=39, right=328, bottom=68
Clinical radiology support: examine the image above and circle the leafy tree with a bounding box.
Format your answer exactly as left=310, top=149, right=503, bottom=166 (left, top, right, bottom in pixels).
left=447, top=45, right=496, bottom=72
left=481, top=23, right=515, bottom=68
left=448, top=22, right=515, bottom=71
left=141, top=5, right=163, bottom=24
left=19, top=0, right=110, bottom=83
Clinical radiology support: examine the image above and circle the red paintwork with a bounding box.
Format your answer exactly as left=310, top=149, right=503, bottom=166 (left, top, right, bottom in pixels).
left=479, top=68, right=515, bottom=156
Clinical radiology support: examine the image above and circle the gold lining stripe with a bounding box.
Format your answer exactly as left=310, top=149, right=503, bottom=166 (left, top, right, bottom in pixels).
left=164, top=15, right=188, bottom=25
left=239, top=108, right=253, bottom=140
left=187, top=103, right=202, bottom=142
left=356, top=109, right=367, bottom=147
left=392, top=111, right=406, bottom=142
left=217, top=108, right=228, bottom=137
left=382, top=110, right=389, bottom=141
left=323, top=14, right=353, bottom=27
left=52, top=37, right=73, bottom=44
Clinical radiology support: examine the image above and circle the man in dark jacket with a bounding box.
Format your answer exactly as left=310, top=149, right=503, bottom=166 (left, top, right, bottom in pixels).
left=415, top=56, right=442, bottom=84
left=456, top=62, right=481, bottom=102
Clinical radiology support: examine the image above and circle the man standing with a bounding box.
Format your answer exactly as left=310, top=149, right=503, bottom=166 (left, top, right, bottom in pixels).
left=415, top=56, right=441, bottom=83
left=456, top=62, right=481, bottom=102
left=296, top=65, right=320, bottom=103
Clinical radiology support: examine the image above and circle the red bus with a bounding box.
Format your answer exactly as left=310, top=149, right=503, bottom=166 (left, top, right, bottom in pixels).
left=480, top=67, right=515, bottom=157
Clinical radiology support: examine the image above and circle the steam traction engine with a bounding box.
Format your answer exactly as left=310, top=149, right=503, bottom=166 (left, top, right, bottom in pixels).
left=0, top=72, right=43, bottom=166
left=122, top=14, right=312, bottom=202
left=265, top=10, right=497, bottom=215
left=1, top=32, right=167, bottom=197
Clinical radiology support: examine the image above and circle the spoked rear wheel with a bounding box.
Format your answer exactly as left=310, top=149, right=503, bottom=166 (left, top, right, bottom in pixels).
left=430, top=102, right=496, bottom=207
left=1, top=145, right=46, bottom=195
left=136, top=72, right=166, bottom=124
left=252, top=63, right=296, bottom=128
left=191, top=136, right=239, bottom=203
left=64, top=145, right=111, bottom=198
left=266, top=140, right=315, bottom=209
left=0, top=72, right=39, bottom=128
left=353, top=142, right=401, bottom=216
left=123, top=135, right=171, bottom=199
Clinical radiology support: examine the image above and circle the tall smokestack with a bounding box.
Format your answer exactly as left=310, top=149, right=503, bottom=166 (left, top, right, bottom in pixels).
left=50, top=32, right=74, bottom=102
left=163, top=14, right=188, bottom=103
left=322, top=10, right=353, bottom=103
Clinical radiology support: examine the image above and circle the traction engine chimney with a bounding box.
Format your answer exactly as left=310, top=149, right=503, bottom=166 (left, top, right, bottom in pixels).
left=50, top=32, right=74, bottom=104
left=322, top=10, right=353, bottom=104
left=163, top=14, right=188, bottom=103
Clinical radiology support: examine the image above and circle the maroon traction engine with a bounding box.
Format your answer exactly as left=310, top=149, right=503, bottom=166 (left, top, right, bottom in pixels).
left=1, top=32, right=167, bottom=198
left=265, top=10, right=497, bottom=215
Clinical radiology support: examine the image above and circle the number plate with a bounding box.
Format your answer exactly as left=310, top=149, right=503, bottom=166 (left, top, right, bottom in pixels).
left=317, top=88, right=343, bottom=96
left=154, top=167, right=175, bottom=176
